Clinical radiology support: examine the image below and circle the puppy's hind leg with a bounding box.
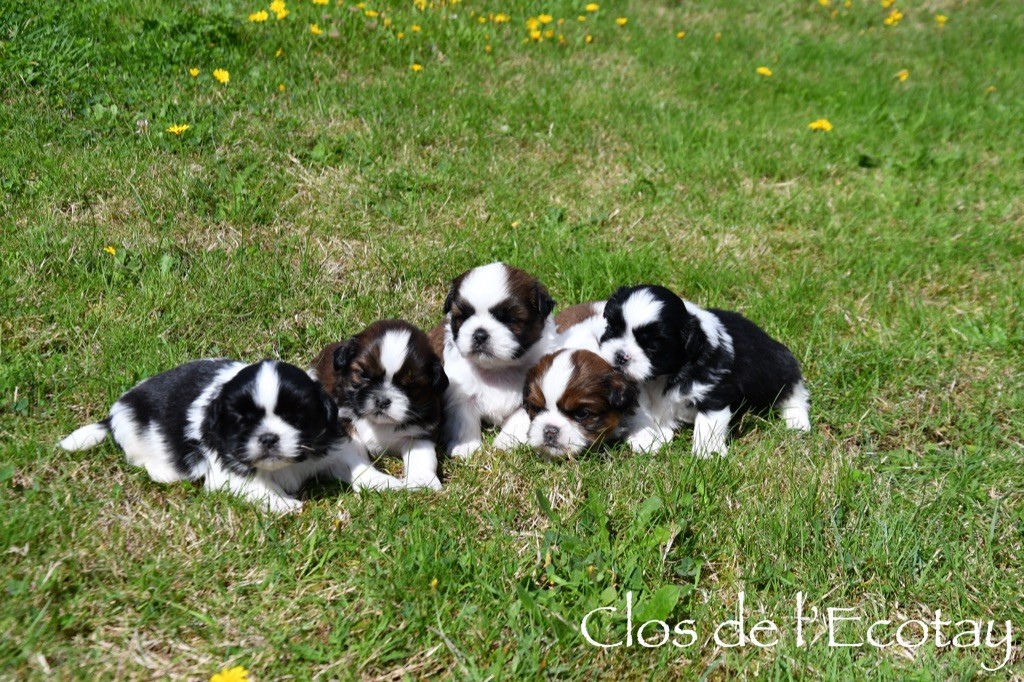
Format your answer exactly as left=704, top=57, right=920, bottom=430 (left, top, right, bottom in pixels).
left=778, top=381, right=811, bottom=432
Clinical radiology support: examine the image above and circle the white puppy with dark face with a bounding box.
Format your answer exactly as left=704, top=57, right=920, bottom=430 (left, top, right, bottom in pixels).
left=59, top=359, right=401, bottom=513
left=599, top=285, right=811, bottom=457
left=429, top=262, right=557, bottom=458
left=312, top=320, right=447, bottom=491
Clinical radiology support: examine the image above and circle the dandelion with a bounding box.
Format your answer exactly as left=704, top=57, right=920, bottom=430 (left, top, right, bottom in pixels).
left=756, top=66, right=773, bottom=77
left=578, top=15, right=586, bottom=22
left=275, top=48, right=284, bottom=57
left=615, top=17, right=628, bottom=26
left=166, top=123, right=190, bottom=136
left=819, top=0, right=830, bottom=6
left=188, top=68, right=200, bottom=77
left=880, top=0, right=895, bottom=7
left=544, top=29, right=554, bottom=38
left=585, top=3, right=599, bottom=11
left=935, top=14, right=948, bottom=26
left=429, top=577, right=438, bottom=591
left=313, top=0, right=328, bottom=4
left=808, top=118, right=833, bottom=132
left=310, top=23, right=323, bottom=34
left=511, top=220, right=521, bottom=228
left=896, top=69, right=908, bottom=82
left=383, top=17, right=391, bottom=26
left=278, top=83, right=285, bottom=92
left=364, top=9, right=378, bottom=18
left=103, top=246, right=116, bottom=256
left=213, top=68, right=230, bottom=84
left=493, top=13, right=509, bottom=23
left=210, top=667, right=249, bottom=682
left=249, top=10, right=269, bottom=22
left=477, top=15, right=486, bottom=23
left=529, top=28, right=542, bottom=41
left=396, top=31, right=405, bottom=39
left=410, top=63, right=423, bottom=72
left=585, top=33, right=593, bottom=43
left=484, top=44, right=492, bottom=53
left=844, top=0, right=852, bottom=7
left=412, top=0, right=425, bottom=9
left=714, top=31, right=722, bottom=41
left=270, top=0, right=289, bottom=19
left=411, top=24, right=421, bottom=32
left=526, top=17, right=540, bottom=30
left=676, top=30, right=685, bottom=39
left=538, top=14, right=553, bottom=24
left=883, top=9, right=903, bottom=26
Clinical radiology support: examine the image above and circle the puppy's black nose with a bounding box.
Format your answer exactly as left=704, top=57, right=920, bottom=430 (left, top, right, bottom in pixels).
left=472, top=328, right=489, bottom=346
left=375, top=396, right=392, bottom=411
left=613, top=350, right=629, bottom=367
left=258, top=433, right=280, bottom=448
left=543, top=425, right=560, bottom=444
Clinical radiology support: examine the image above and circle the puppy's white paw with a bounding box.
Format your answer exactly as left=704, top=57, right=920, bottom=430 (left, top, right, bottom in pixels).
left=405, top=476, right=443, bottom=492
left=492, top=429, right=523, bottom=451
left=266, top=494, right=303, bottom=514
left=449, top=440, right=482, bottom=459
left=628, top=429, right=666, bottom=453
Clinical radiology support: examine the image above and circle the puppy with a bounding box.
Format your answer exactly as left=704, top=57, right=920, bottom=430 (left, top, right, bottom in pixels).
left=598, top=285, right=811, bottom=456
left=311, top=320, right=447, bottom=491
left=524, top=349, right=639, bottom=459
left=59, top=359, right=404, bottom=513
left=429, top=262, right=556, bottom=457
left=553, top=301, right=607, bottom=353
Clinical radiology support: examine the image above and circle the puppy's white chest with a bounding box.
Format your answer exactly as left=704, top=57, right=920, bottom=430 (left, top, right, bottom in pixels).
left=642, top=379, right=698, bottom=427
left=353, top=419, right=419, bottom=455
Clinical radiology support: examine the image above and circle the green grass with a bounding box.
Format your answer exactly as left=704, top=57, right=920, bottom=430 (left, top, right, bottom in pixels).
left=2, top=0, right=1023, bottom=678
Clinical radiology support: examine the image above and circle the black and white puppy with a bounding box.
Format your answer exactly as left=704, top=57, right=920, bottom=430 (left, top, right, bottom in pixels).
left=311, top=320, right=447, bottom=491
left=598, top=285, right=811, bottom=456
left=524, top=349, right=639, bottom=459
left=59, top=359, right=402, bottom=513
left=428, top=262, right=557, bottom=457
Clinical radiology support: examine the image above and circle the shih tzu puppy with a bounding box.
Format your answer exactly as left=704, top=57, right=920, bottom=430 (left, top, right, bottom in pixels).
left=429, top=262, right=556, bottom=457
left=523, top=348, right=639, bottom=459
left=598, top=285, right=811, bottom=456
left=311, top=320, right=447, bottom=491
left=59, top=359, right=402, bottom=513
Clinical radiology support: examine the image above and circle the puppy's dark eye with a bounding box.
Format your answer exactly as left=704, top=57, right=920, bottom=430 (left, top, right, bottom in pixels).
left=571, top=408, right=592, bottom=422
left=351, top=369, right=368, bottom=386
left=524, top=400, right=542, bottom=418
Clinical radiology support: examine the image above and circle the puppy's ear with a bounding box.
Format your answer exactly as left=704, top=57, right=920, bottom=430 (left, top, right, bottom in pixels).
left=683, top=318, right=706, bottom=360
left=431, top=359, right=449, bottom=394
left=603, top=287, right=627, bottom=318
left=320, top=387, right=339, bottom=425
left=443, top=273, right=465, bottom=314
left=535, top=283, right=555, bottom=318
left=607, top=373, right=639, bottom=413
left=201, top=395, right=228, bottom=453
left=333, top=339, right=358, bottom=373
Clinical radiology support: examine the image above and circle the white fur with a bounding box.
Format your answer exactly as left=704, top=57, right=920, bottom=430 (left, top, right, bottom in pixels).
left=352, top=418, right=441, bottom=491
left=778, top=380, right=811, bottom=431
left=379, top=329, right=412, bottom=375
left=683, top=301, right=733, bottom=356
left=525, top=352, right=589, bottom=457
left=204, top=454, right=302, bottom=513
left=326, top=440, right=405, bottom=492
left=599, top=291, right=663, bottom=382
left=58, top=422, right=109, bottom=451
left=185, top=362, right=248, bottom=443
left=554, top=302, right=606, bottom=353
left=693, top=407, right=731, bottom=457
left=452, top=263, right=524, bottom=370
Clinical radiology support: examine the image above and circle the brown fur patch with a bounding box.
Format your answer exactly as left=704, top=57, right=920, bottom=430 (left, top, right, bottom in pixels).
left=554, top=302, right=602, bottom=333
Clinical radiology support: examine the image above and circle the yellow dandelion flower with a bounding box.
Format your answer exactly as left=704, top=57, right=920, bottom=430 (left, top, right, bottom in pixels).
left=213, top=68, right=229, bottom=84
left=543, top=28, right=554, bottom=38
left=615, top=17, right=627, bottom=26
left=396, top=31, right=405, bottom=39
left=526, top=17, right=540, bottom=30
left=585, top=33, right=593, bottom=43
left=275, top=48, right=283, bottom=57
left=364, top=9, right=378, bottom=18
left=166, top=123, right=190, bottom=135
left=511, top=220, right=521, bottom=228
left=188, top=67, right=200, bottom=77
left=411, top=24, right=421, bottom=32
left=585, top=3, right=599, bottom=11
left=410, top=63, right=423, bottom=72
left=210, top=667, right=249, bottom=682
left=383, top=17, right=392, bottom=26
left=493, top=13, right=509, bottom=23
left=484, top=44, right=492, bottom=53
left=477, top=16, right=486, bottom=23
left=808, top=118, right=833, bottom=132
left=676, top=30, right=685, bottom=39
left=429, top=577, right=438, bottom=591
left=249, top=10, right=269, bottom=22
left=412, top=0, right=424, bottom=9
left=529, top=28, right=542, bottom=41
left=756, top=66, right=773, bottom=77
left=883, top=9, right=903, bottom=26
left=819, top=0, right=830, bottom=6
left=103, top=246, right=116, bottom=256
left=278, top=83, right=286, bottom=92
left=844, top=0, right=852, bottom=7
left=270, top=0, right=286, bottom=12
left=935, top=14, right=948, bottom=26
left=578, top=15, right=586, bottom=22
left=896, top=69, right=908, bottom=82
left=310, top=23, right=323, bottom=34
left=538, top=14, right=553, bottom=24
left=312, top=0, right=328, bottom=4
left=880, top=0, right=894, bottom=7
left=714, top=31, right=722, bottom=41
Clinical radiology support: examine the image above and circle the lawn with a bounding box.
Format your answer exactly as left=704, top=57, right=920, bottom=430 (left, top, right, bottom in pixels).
left=1, top=0, right=1022, bottom=679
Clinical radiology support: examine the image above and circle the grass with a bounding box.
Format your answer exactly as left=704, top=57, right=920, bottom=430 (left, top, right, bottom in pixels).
left=2, top=0, right=1022, bottom=678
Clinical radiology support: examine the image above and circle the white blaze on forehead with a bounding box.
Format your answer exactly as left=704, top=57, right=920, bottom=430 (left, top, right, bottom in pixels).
left=622, top=289, right=664, bottom=329
left=378, top=329, right=412, bottom=377
left=253, top=362, right=281, bottom=413
left=459, top=262, right=510, bottom=309
left=540, top=351, right=575, bottom=411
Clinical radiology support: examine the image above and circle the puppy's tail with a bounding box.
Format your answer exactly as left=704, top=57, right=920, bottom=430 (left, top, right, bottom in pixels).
left=59, top=421, right=110, bottom=451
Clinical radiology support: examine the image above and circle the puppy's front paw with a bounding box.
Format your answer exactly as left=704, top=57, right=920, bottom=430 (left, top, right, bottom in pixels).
left=628, top=429, right=666, bottom=453
left=449, top=440, right=482, bottom=459
left=492, top=429, right=523, bottom=451
left=406, top=475, right=443, bottom=492
left=266, top=495, right=303, bottom=514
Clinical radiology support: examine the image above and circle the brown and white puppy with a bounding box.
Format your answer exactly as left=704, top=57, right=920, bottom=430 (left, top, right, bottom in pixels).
left=553, top=301, right=607, bottom=353
left=312, top=320, right=447, bottom=491
left=429, top=262, right=556, bottom=457
left=523, top=349, right=639, bottom=459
